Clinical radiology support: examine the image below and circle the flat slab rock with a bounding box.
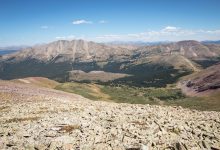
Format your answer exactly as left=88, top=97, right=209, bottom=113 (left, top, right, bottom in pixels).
left=0, top=81, right=220, bottom=150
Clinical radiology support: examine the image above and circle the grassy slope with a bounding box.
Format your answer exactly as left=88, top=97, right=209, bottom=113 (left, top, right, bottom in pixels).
left=55, top=82, right=220, bottom=111
left=101, top=85, right=184, bottom=104
left=169, top=93, right=220, bottom=111
left=8, top=76, right=219, bottom=111
left=12, top=77, right=59, bottom=88
left=55, top=82, right=111, bottom=101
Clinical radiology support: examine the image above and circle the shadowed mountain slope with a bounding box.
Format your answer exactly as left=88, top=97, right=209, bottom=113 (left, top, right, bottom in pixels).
left=179, top=63, right=220, bottom=96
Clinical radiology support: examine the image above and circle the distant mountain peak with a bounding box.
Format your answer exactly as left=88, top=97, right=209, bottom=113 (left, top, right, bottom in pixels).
left=2, top=39, right=133, bottom=62
left=2, top=40, right=220, bottom=63
left=177, top=40, right=201, bottom=46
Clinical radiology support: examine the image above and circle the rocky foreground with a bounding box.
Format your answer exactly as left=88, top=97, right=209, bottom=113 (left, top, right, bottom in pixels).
left=0, top=80, right=220, bottom=150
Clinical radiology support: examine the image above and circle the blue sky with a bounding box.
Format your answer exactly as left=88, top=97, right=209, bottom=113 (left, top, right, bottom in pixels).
left=0, top=0, right=220, bottom=46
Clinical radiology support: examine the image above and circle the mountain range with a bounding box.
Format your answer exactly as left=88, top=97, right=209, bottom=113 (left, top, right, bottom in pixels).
left=0, top=39, right=220, bottom=87
left=2, top=40, right=220, bottom=61
left=0, top=45, right=29, bottom=51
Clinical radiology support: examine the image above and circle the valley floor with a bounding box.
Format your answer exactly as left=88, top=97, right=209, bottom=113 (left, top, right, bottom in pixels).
left=0, top=80, right=220, bottom=149
left=56, top=82, right=220, bottom=111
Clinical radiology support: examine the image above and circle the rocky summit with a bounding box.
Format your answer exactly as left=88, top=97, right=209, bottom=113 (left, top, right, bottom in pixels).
left=0, top=80, right=220, bottom=150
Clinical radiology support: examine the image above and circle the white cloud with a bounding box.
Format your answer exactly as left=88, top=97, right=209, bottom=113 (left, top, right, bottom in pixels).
left=200, top=30, right=220, bottom=34
left=41, top=25, right=49, bottom=29
left=55, top=26, right=220, bottom=42
left=127, top=34, right=141, bottom=38
left=162, top=26, right=179, bottom=32
left=72, top=19, right=93, bottom=25
left=99, top=20, right=108, bottom=24
left=55, top=35, right=86, bottom=40
left=55, top=36, right=66, bottom=39
left=94, top=26, right=220, bottom=42
left=96, top=34, right=121, bottom=39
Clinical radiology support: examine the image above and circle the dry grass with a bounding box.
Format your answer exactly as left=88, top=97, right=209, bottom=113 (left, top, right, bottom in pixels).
left=58, top=125, right=81, bottom=133
left=39, top=106, right=48, bottom=110
left=70, top=107, right=82, bottom=112
left=0, top=106, right=10, bottom=112
left=131, top=121, right=147, bottom=126
left=89, top=84, right=111, bottom=101
left=35, top=110, right=57, bottom=114
left=55, top=82, right=110, bottom=101
left=35, top=105, right=78, bottom=114
left=68, top=70, right=130, bottom=82
left=4, top=116, right=40, bottom=123
left=35, top=108, right=72, bottom=114
left=12, top=77, right=60, bottom=89
left=0, top=93, right=13, bottom=101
